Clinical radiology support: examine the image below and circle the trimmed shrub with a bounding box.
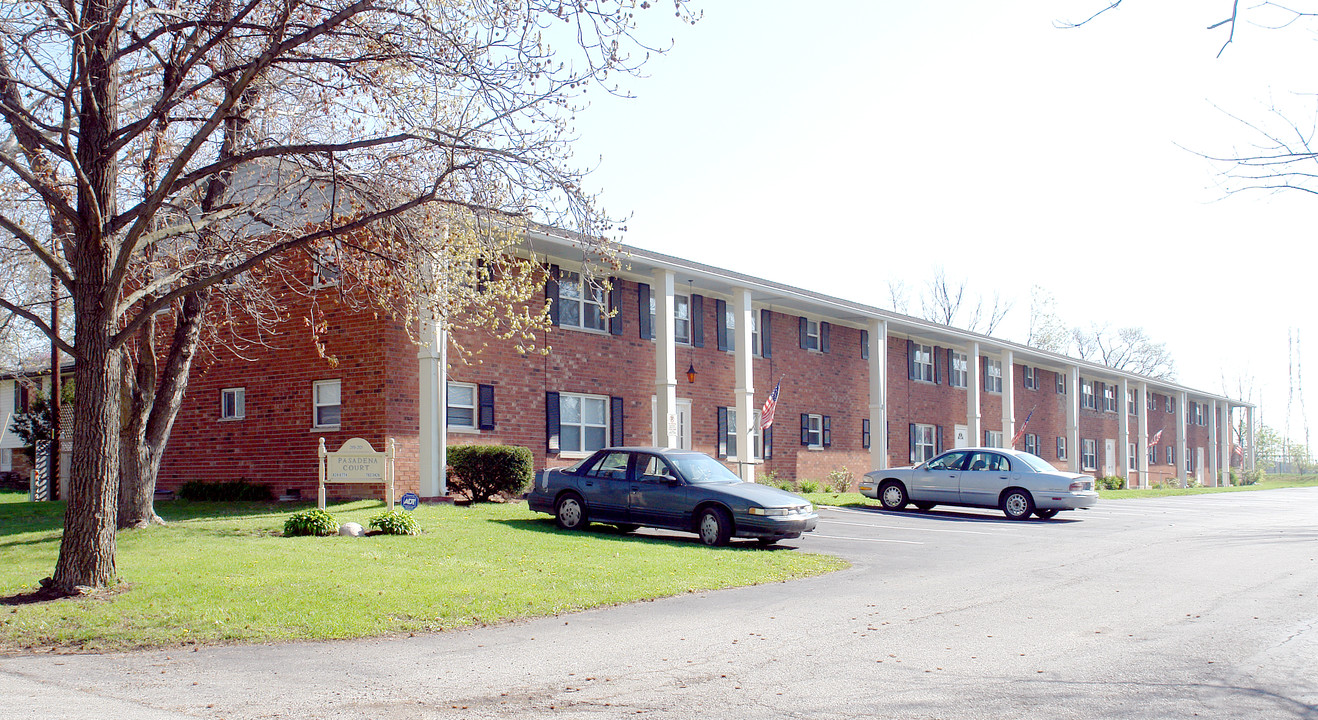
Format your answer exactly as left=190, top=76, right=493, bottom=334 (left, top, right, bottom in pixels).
left=448, top=445, right=534, bottom=502
left=798, top=479, right=820, bottom=494
left=1095, top=476, right=1125, bottom=491
left=827, top=467, right=854, bottom=493
left=177, top=479, right=274, bottom=502
left=283, top=508, right=339, bottom=537
left=370, top=509, right=420, bottom=536
left=1241, top=468, right=1264, bottom=486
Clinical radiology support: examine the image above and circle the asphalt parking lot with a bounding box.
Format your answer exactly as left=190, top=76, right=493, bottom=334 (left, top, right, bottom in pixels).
left=4, top=489, right=1317, bottom=719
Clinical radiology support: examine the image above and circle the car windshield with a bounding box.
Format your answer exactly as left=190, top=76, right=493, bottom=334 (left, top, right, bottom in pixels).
left=669, top=453, right=742, bottom=484
left=1013, top=452, right=1056, bottom=473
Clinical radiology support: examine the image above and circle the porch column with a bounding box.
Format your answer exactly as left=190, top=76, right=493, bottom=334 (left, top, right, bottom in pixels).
left=1220, top=402, right=1232, bottom=483
left=1001, top=349, right=1015, bottom=448
left=417, top=306, right=447, bottom=498
left=1177, top=391, right=1189, bottom=487
left=1248, top=406, right=1256, bottom=470
left=653, top=269, right=679, bottom=448
left=734, top=288, right=756, bottom=482
left=1067, top=366, right=1080, bottom=472
left=1208, top=400, right=1219, bottom=487
left=868, top=319, right=888, bottom=471
left=1119, top=377, right=1131, bottom=487
left=1137, top=382, right=1150, bottom=489
left=967, top=342, right=981, bottom=445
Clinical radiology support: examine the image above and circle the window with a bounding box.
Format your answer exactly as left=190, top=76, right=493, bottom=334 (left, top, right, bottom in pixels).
left=718, top=300, right=736, bottom=352
left=1023, top=433, right=1038, bottom=455
left=1128, top=443, right=1138, bottom=471
left=803, top=319, right=820, bottom=351
left=313, top=379, right=341, bottom=428
left=0, top=448, right=11, bottom=472
left=557, top=270, right=607, bottom=332
left=674, top=294, right=690, bottom=344
left=1168, top=446, right=1176, bottom=465
left=220, top=388, right=245, bottom=420
left=985, top=358, right=1003, bottom=393
left=1149, top=445, right=1158, bottom=464
left=913, top=423, right=937, bottom=463
left=984, top=430, right=1003, bottom=448
left=722, top=408, right=762, bottom=461
left=912, top=343, right=934, bottom=382
left=1165, top=395, right=1173, bottom=413
left=951, top=351, right=968, bottom=388
left=1023, top=366, right=1038, bottom=390
left=802, top=413, right=823, bottom=448
left=1103, top=384, right=1117, bottom=413
left=311, top=241, right=342, bottom=288
left=1128, top=390, right=1137, bottom=416
left=1057, top=436, right=1067, bottom=460
left=1148, top=392, right=1156, bottom=411
left=1081, top=439, right=1097, bottom=471
left=447, top=382, right=476, bottom=429
left=1186, top=449, right=1195, bottom=472
left=559, top=393, right=609, bottom=454
left=1056, top=373, right=1067, bottom=394
left=750, top=310, right=760, bottom=357
left=1081, top=380, right=1096, bottom=410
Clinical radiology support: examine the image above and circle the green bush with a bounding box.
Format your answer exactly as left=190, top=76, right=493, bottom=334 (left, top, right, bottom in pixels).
left=448, top=445, right=534, bottom=502
left=798, top=479, right=820, bottom=494
left=370, top=509, right=420, bottom=536
left=177, top=479, right=274, bottom=502
left=1241, top=468, right=1264, bottom=486
left=1095, top=475, right=1126, bottom=490
left=827, top=467, right=854, bottom=493
left=283, top=508, right=339, bottom=537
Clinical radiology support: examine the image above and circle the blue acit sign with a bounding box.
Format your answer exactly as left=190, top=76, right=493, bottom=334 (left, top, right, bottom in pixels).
left=400, top=492, right=420, bottom=512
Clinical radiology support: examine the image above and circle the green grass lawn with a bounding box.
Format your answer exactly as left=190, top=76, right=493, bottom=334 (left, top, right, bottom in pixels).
left=0, top=497, right=846, bottom=653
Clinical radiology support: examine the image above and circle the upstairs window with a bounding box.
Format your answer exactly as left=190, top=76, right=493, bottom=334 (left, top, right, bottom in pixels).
left=951, top=351, right=968, bottom=388
left=1081, top=380, right=1096, bottom=410
left=1023, top=366, right=1038, bottom=390
left=313, top=379, right=341, bottom=429
left=912, top=343, right=934, bottom=382
left=1103, top=384, right=1117, bottom=412
left=557, top=270, right=607, bottom=332
left=220, top=388, right=245, bottom=420
left=985, top=358, right=1003, bottom=393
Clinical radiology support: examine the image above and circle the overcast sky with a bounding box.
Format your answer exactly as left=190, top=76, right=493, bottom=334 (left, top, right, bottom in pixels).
left=566, top=0, right=1318, bottom=445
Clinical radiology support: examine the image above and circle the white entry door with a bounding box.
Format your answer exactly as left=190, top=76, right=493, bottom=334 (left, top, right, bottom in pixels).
left=1196, top=447, right=1205, bottom=484
left=954, top=424, right=969, bottom=449
left=652, top=397, right=692, bottom=450
left=1104, top=439, right=1116, bottom=476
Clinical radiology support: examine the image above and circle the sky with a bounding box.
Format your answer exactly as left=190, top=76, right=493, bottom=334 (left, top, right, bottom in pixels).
left=564, top=0, right=1318, bottom=445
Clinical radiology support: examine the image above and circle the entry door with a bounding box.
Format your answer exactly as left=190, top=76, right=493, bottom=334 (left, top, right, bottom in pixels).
left=1196, top=447, right=1205, bottom=484
left=652, top=398, right=692, bottom=450
left=1104, top=439, right=1116, bottom=476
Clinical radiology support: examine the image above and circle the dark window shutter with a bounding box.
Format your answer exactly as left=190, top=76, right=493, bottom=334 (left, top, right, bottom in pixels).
left=1056, top=436, right=1064, bottom=460
left=611, top=396, right=625, bottom=446
left=637, top=283, right=652, bottom=340
left=799, top=317, right=808, bottom=350
left=933, top=345, right=942, bottom=385
left=935, top=425, right=944, bottom=454
left=716, top=299, right=728, bottom=352
left=478, top=384, right=495, bottom=430
left=545, top=265, right=560, bottom=326
left=947, top=348, right=955, bottom=385
left=862, top=418, right=871, bottom=449
left=764, top=426, right=774, bottom=460
left=984, top=430, right=991, bottom=446
left=546, top=391, right=560, bottom=453
left=760, top=309, right=772, bottom=358
left=717, top=407, right=729, bottom=458
left=476, top=258, right=488, bottom=293
left=820, top=322, right=831, bottom=353
left=609, top=277, right=623, bottom=336
left=691, top=294, right=705, bottom=348
left=801, top=414, right=810, bottom=445
left=982, top=356, right=990, bottom=391
left=861, top=330, right=869, bottom=360
left=907, top=340, right=916, bottom=380
left=822, top=415, right=832, bottom=447
left=909, top=423, right=917, bottom=463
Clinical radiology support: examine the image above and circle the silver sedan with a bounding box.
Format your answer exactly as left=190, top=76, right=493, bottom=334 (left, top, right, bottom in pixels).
left=859, top=447, right=1099, bottom=520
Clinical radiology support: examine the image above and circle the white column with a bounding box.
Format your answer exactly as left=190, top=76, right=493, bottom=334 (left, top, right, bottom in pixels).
left=1137, top=381, right=1149, bottom=489
left=868, top=319, right=888, bottom=471
left=1119, top=377, right=1131, bottom=488
left=733, top=288, right=756, bottom=482
left=417, top=306, right=447, bottom=498
left=653, top=269, right=678, bottom=448
left=967, top=342, right=981, bottom=445
left=1220, top=402, right=1232, bottom=484
left=1001, top=349, right=1015, bottom=447
left=1067, top=366, right=1081, bottom=473
left=1248, top=406, right=1256, bottom=470
left=1177, top=391, right=1189, bottom=487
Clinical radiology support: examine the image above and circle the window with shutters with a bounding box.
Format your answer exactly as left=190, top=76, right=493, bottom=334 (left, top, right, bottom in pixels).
left=1149, top=445, right=1158, bottom=464
left=1168, top=446, right=1176, bottom=465
left=1023, top=433, right=1038, bottom=455
left=803, top=319, right=820, bottom=351
left=1057, top=436, right=1068, bottom=460
left=447, top=382, right=477, bottom=431
left=913, top=423, right=936, bottom=463
left=1103, top=384, right=1117, bottom=412
left=559, top=393, right=609, bottom=455
left=1128, top=443, right=1138, bottom=470
left=985, top=430, right=1003, bottom=448
left=1165, top=395, right=1173, bottom=413
left=912, top=343, right=934, bottom=382
left=1056, top=372, right=1067, bottom=394
left=985, top=358, right=1003, bottom=393
left=803, top=413, right=823, bottom=448
left=647, top=293, right=692, bottom=344
left=1023, top=366, right=1038, bottom=390
left=950, top=351, right=968, bottom=388
left=1081, top=380, right=1096, bottom=410
left=1147, top=392, right=1157, bottom=411
left=1082, top=439, right=1097, bottom=471
left=1128, top=390, right=1137, bottom=415
left=750, top=310, right=760, bottom=357
left=557, top=270, right=607, bottom=332
left=721, top=408, right=762, bottom=461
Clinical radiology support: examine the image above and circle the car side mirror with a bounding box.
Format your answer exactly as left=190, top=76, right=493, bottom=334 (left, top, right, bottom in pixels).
left=663, top=475, right=681, bottom=486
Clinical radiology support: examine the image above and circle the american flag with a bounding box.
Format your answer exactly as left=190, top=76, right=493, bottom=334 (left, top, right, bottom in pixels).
left=760, top=379, right=781, bottom=430
left=1011, top=408, right=1035, bottom=447
left=1149, top=428, right=1163, bottom=446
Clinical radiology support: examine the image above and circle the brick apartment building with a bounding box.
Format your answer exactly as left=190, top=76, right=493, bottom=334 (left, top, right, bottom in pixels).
left=2, top=227, right=1255, bottom=499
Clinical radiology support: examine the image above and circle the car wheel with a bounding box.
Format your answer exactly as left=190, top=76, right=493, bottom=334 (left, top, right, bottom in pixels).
left=913, top=502, right=936, bottom=512
left=879, top=481, right=908, bottom=511
left=1033, top=509, right=1059, bottom=520
left=696, top=507, right=732, bottom=547
left=555, top=493, right=588, bottom=530
left=612, top=523, right=640, bottom=534
left=1000, top=489, right=1034, bottom=521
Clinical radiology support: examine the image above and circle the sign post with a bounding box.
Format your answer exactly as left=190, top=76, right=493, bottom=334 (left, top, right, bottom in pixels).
left=318, top=437, right=396, bottom=510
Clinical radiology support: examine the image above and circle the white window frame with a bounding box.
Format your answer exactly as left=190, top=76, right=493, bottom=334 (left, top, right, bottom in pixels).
left=1023, top=433, right=1038, bottom=455
left=1103, top=385, right=1117, bottom=413
left=559, top=392, right=610, bottom=456
left=1057, top=436, right=1068, bottom=461
left=722, top=301, right=736, bottom=352
left=750, top=309, right=760, bottom=357
left=1165, top=395, right=1173, bottom=413
left=674, top=294, right=690, bottom=344
left=805, top=413, right=824, bottom=449
left=951, top=351, right=968, bottom=388
left=725, top=408, right=763, bottom=461
left=447, top=381, right=478, bottom=431
left=557, top=269, right=608, bottom=333
left=912, top=343, right=934, bottom=383
left=312, top=379, right=341, bottom=429
left=1128, top=390, right=1136, bottom=416
left=220, top=387, right=245, bottom=421
left=986, top=359, right=1003, bottom=393
left=1, top=448, right=11, bottom=472
left=1082, top=381, right=1096, bottom=410
left=804, top=319, right=821, bottom=352
left=985, top=430, right=1003, bottom=448
left=914, top=423, right=936, bottom=463
left=1023, top=366, right=1037, bottom=390
left=1056, top=373, right=1067, bottom=394
left=1082, top=438, right=1097, bottom=471
left=1128, top=442, right=1138, bottom=471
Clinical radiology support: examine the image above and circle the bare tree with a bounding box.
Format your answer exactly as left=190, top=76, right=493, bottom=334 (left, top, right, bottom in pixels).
left=884, top=278, right=910, bottom=315
left=913, top=267, right=1012, bottom=334
left=0, top=0, right=698, bottom=593
left=1072, top=323, right=1176, bottom=379
left=1026, top=285, right=1070, bottom=353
